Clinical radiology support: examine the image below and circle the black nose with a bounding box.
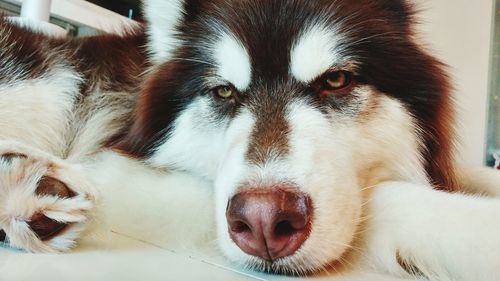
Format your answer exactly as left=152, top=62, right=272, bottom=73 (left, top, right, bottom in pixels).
left=226, top=188, right=312, bottom=261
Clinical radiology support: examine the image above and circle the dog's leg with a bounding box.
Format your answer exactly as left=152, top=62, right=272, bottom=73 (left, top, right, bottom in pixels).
left=0, top=140, right=96, bottom=252
left=361, top=181, right=500, bottom=281
left=457, top=167, right=500, bottom=197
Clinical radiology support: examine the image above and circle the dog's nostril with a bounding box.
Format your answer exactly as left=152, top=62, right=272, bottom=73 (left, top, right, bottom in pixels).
left=231, top=221, right=251, bottom=234
left=274, top=220, right=296, bottom=237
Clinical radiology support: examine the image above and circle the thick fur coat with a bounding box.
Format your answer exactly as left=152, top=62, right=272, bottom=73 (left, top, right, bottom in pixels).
left=0, top=1, right=500, bottom=280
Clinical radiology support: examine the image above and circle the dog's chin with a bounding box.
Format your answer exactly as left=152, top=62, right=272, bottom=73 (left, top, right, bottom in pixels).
left=232, top=244, right=353, bottom=276
left=242, top=256, right=318, bottom=276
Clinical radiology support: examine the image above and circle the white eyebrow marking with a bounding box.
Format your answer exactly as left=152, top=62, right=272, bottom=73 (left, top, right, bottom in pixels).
left=213, top=33, right=252, bottom=91
left=290, top=24, right=343, bottom=83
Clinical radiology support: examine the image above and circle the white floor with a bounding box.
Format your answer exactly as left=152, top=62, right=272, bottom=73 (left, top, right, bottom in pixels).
left=0, top=153, right=412, bottom=281
left=0, top=234, right=411, bottom=281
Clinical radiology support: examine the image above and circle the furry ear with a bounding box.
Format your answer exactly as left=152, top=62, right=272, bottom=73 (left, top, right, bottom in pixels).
left=143, top=0, right=187, bottom=63
left=377, top=0, right=416, bottom=27
left=113, top=59, right=191, bottom=158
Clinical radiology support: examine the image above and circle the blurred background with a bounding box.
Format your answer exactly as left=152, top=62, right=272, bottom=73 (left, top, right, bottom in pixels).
left=86, top=0, right=143, bottom=21
left=489, top=0, right=500, bottom=168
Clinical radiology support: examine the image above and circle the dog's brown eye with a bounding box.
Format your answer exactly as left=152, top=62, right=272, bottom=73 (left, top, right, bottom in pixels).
left=324, top=71, right=351, bottom=90
left=316, top=71, right=354, bottom=96
left=326, top=72, right=349, bottom=88
left=214, top=86, right=234, bottom=99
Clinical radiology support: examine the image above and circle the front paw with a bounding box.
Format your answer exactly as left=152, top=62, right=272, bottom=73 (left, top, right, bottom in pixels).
left=0, top=144, right=97, bottom=253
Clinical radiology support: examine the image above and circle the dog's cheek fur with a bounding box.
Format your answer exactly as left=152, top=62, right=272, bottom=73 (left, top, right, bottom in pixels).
left=290, top=93, right=426, bottom=273
left=350, top=88, right=430, bottom=187
left=148, top=97, right=230, bottom=179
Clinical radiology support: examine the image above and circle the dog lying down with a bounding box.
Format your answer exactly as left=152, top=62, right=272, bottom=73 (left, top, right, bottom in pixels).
left=1, top=0, right=500, bottom=280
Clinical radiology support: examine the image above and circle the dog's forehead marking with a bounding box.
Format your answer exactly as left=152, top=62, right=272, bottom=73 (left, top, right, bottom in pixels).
left=214, top=33, right=252, bottom=91
left=290, top=25, right=341, bottom=83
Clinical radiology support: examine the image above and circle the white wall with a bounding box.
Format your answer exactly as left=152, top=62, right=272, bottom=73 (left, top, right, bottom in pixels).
left=416, top=0, right=495, bottom=166
left=7, top=0, right=135, bottom=33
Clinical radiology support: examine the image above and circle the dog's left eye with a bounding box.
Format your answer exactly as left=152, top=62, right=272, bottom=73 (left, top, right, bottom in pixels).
left=316, top=71, right=354, bottom=95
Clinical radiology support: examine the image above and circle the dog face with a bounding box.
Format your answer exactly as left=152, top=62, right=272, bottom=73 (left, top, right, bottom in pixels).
left=120, top=0, right=454, bottom=274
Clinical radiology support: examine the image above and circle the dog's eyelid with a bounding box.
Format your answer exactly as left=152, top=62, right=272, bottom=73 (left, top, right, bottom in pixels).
left=305, top=69, right=357, bottom=98
left=305, top=66, right=346, bottom=83
left=312, top=70, right=353, bottom=86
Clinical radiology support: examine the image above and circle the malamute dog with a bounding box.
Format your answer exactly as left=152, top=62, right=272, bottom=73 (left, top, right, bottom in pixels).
left=1, top=0, right=500, bottom=280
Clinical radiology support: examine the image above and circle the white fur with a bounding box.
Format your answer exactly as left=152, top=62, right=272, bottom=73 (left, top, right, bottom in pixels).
left=290, top=23, right=344, bottom=83
left=362, top=181, right=500, bottom=281
left=83, top=151, right=215, bottom=252
left=280, top=100, right=362, bottom=272
left=144, top=0, right=186, bottom=63
left=66, top=91, right=136, bottom=161
left=149, top=97, right=228, bottom=179
left=457, top=166, right=500, bottom=197
left=350, top=88, right=429, bottom=187
left=213, top=33, right=253, bottom=91
left=213, top=110, right=257, bottom=264
left=0, top=70, right=80, bottom=156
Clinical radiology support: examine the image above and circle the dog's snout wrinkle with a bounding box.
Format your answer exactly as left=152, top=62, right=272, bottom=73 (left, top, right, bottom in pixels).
left=226, top=188, right=312, bottom=261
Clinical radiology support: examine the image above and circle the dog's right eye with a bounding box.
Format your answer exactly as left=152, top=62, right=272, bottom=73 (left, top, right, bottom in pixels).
left=213, top=85, right=234, bottom=99
left=318, top=71, right=354, bottom=95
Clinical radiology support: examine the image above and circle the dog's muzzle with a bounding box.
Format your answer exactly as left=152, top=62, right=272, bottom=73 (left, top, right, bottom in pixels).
left=226, top=187, right=312, bottom=261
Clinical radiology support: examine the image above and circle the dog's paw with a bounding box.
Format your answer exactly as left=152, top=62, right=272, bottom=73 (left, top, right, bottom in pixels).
left=0, top=141, right=97, bottom=253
